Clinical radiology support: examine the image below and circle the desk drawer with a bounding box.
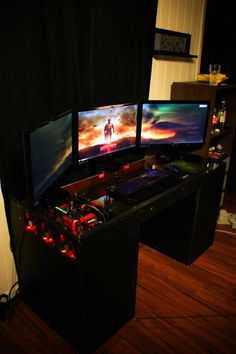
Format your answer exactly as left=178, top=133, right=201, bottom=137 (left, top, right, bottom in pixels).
left=139, top=180, right=199, bottom=223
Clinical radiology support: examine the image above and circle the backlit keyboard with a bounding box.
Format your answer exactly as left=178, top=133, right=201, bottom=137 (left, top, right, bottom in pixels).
left=107, top=169, right=180, bottom=203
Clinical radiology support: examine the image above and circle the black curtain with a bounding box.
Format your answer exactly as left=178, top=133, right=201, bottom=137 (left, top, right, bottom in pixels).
left=0, top=0, right=158, bottom=200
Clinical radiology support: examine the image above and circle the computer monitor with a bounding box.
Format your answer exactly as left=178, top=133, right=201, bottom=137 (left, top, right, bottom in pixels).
left=77, top=103, right=138, bottom=164
left=23, top=110, right=73, bottom=205
left=140, top=100, right=209, bottom=151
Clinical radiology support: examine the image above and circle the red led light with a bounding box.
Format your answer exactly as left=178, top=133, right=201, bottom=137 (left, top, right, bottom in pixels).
left=72, top=219, right=79, bottom=235
left=98, top=172, right=105, bottom=179
left=67, top=249, right=76, bottom=260
left=79, top=213, right=96, bottom=228
left=84, top=212, right=95, bottom=221
left=42, top=236, right=55, bottom=246
left=123, top=164, right=130, bottom=170
left=25, top=223, right=37, bottom=234
left=60, top=234, right=65, bottom=242
left=59, top=245, right=77, bottom=261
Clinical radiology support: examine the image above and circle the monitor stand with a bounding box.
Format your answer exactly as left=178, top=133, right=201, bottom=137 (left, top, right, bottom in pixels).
left=97, top=159, right=123, bottom=172
left=91, top=150, right=145, bottom=173
left=91, top=157, right=123, bottom=173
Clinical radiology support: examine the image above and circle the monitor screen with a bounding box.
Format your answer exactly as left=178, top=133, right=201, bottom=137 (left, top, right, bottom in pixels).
left=140, top=101, right=209, bottom=149
left=78, top=103, right=138, bottom=163
left=23, top=110, right=73, bottom=205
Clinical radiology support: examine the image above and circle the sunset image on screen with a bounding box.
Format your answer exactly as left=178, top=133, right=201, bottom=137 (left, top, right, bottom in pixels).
left=78, top=104, right=137, bottom=161
left=141, top=103, right=208, bottom=146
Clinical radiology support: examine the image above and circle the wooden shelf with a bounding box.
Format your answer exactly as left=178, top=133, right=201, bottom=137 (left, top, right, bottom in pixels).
left=153, top=51, right=197, bottom=61
left=171, top=82, right=236, bottom=159
left=210, top=126, right=233, bottom=143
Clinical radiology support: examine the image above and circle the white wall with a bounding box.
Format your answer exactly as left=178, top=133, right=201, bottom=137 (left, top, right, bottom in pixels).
left=149, top=0, right=207, bottom=99
left=0, top=181, right=18, bottom=297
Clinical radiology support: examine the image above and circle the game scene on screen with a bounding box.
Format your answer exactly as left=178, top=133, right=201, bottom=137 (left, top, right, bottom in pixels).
left=30, top=112, right=72, bottom=202
left=78, top=104, right=138, bottom=161
left=141, top=102, right=208, bottom=145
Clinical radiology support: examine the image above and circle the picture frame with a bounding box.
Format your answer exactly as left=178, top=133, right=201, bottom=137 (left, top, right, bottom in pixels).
left=153, top=28, right=197, bottom=59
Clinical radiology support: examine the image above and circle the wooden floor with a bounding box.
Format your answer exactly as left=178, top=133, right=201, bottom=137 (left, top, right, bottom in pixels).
left=1, top=192, right=236, bottom=354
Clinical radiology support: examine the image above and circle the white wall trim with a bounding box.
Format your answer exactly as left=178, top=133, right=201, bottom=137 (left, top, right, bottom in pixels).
left=0, top=181, right=18, bottom=297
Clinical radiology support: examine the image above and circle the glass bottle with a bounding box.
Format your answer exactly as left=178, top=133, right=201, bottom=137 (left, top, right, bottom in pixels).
left=218, top=97, right=226, bottom=131
left=212, top=107, right=219, bottom=133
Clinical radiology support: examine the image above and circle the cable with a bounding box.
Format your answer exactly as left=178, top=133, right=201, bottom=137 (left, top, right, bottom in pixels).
left=8, top=280, right=20, bottom=301
left=215, top=229, right=236, bottom=237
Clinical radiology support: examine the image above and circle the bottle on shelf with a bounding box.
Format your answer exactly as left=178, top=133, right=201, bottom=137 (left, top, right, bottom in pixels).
left=211, top=107, right=219, bottom=133
left=218, top=97, right=226, bottom=131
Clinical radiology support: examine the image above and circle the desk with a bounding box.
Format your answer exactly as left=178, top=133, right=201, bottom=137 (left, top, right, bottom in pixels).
left=9, top=156, right=225, bottom=353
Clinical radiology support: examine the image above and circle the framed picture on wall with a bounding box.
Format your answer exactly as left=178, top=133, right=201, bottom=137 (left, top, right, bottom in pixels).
left=154, top=28, right=197, bottom=59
